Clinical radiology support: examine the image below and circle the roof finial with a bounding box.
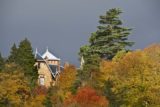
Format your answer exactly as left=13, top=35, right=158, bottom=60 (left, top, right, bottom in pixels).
left=35, top=48, right=38, bottom=58
left=46, top=46, right=49, bottom=52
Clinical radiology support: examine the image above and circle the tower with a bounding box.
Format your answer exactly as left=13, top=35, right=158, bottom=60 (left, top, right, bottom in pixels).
left=35, top=48, right=61, bottom=87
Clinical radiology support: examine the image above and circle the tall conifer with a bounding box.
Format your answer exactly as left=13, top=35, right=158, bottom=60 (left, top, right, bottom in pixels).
left=17, top=38, right=38, bottom=86
left=0, top=53, right=4, bottom=71
left=80, top=8, right=134, bottom=60
left=8, top=43, right=18, bottom=63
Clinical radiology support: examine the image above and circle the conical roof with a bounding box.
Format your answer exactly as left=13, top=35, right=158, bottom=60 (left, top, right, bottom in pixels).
left=42, top=48, right=60, bottom=60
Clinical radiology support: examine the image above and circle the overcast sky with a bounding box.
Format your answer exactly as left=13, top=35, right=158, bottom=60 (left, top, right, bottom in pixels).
left=0, top=0, right=160, bottom=66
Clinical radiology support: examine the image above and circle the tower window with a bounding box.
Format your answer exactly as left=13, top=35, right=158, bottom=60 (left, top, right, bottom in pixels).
left=39, top=76, right=45, bottom=86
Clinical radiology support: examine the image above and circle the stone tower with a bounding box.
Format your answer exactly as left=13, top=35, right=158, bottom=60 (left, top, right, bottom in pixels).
left=34, top=48, right=61, bottom=87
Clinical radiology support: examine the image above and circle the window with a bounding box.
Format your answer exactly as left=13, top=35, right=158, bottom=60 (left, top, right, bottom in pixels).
left=39, top=76, right=45, bottom=86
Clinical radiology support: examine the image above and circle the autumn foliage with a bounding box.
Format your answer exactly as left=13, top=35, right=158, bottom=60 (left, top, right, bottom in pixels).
left=64, top=86, right=109, bottom=107
left=99, top=44, right=160, bottom=106
left=0, top=64, right=31, bottom=106
left=59, top=64, right=77, bottom=91
left=33, top=86, right=48, bottom=95
left=2, top=37, right=160, bottom=107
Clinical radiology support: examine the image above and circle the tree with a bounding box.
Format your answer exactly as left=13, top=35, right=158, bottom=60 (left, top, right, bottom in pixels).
left=59, top=64, right=77, bottom=92
left=17, top=38, right=35, bottom=74
left=101, top=47, right=160, bottom=106
left=78, top=8, right=133, bottom=87
left=80, top=8, right=134, bottom=61
left=89, top=8, right=134, bottom=59
left=77, top=54, right=100, bottom=85
left=0, top=64, right=31, bottom=106
left=79, top=46, right=101, bottom=86
left=25, top=84, right=47, bottom=107
left=0, top=52, right=4, bottom=71
left=24, top=95, right=45, bottom=107
left=16, top=38, right=38, bottom=86
left=64, top=86, right=109, bottom=107
left=7, top=43, right=18, bottom=63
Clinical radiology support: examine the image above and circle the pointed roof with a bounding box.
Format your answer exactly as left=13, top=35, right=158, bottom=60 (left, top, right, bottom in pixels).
left=42, top=48, right=60, bottom=60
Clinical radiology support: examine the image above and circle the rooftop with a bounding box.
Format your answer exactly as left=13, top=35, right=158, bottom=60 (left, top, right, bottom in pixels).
left=35, top=48, right=60, bottom=61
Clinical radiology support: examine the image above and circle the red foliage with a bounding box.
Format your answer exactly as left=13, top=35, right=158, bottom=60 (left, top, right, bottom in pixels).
left=64, top=86, right=108, bottom=107
left=33, top=86, right=48, bottom=95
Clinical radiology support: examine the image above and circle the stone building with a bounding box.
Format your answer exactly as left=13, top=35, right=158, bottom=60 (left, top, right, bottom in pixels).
left=34, top=48, right=62, bottom=87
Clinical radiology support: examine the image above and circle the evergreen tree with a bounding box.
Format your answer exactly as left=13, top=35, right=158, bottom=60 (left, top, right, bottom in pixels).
left=90, top=8, right=134, bottom=59
left=78, top=8, right=134, bottom=87
left=0, top=53, right=4, bottom=71
left=17, top=38, right=38, bottom=86
left=7, top=43, right=18, bottom=63
left=80, top=8, right=134, bottom=60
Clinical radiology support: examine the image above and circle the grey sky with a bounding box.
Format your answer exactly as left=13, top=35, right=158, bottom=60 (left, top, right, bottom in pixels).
left=0, top=0, right=160, bottom=66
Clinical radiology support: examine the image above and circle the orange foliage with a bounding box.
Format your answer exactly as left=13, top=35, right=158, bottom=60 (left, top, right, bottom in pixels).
left=64, top=86, right=108, bottom=107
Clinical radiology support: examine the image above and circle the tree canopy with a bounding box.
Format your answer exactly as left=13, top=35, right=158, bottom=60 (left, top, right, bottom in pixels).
left=80, top=8, right=134, bottom=61
left=7, top=43, right=18, bottom=63
left=7, top=38, right=38, bottom=87
left=0, top=53, right=4, bottom=71
left=99, top=45, right=160, bottom=106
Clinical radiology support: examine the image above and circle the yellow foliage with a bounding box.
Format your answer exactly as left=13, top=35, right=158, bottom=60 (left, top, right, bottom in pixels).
left=0, top=70, right=30, bottom=106
left=99, top=45, right=160, bottom=106
left=24, top=95, right=45, bottom=107
left=97, top=60, right=117, bottom=88
left=59, top=64, right=77, bottom=91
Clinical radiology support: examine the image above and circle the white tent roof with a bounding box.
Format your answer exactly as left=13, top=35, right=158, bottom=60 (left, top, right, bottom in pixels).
left=42, top=48, right=60, bottom=60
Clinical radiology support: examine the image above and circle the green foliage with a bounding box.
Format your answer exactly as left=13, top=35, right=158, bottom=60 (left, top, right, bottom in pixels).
left=89, top=8, right=134, bottom=59
left=43, top=96, right=52, bottom=107
left=78, top=8, right=133, bottom=89
left=104, top=80, right=116, bottom=107
left=7, top=43, right=18, bottom=63
left=43, top=86, right=63, bottom=107
left=112, top=49, right=127, bottom=62
left=70, top=79, right=81, bottom=94
left=43, top=87, right=53, bottom=107
left=80, top=8, right=134, bottom=62
left=7, top=38, right=38, bottom=87
left=0, top=53, right=4, bottom=71
left=17, top=38, right=36, bottom=76
left=77, top=54, right=101, bottom=87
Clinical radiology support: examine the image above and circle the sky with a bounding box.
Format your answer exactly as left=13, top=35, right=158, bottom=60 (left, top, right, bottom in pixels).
left=0, top=0, right=160, bottom=66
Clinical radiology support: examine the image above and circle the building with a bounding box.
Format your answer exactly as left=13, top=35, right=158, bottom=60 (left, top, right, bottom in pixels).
left=34, top=48, right=62, bottom=87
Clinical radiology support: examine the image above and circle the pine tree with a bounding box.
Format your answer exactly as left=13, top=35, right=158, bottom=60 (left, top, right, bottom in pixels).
left=78, top=8, right=134, bottom=87
left=8, top=43, right=18, bottom=63
left=80, top=8, right=134, bottom=60
left=0, top=52, right=4, bottom=71
left=17, top=38, right=38, bottom=85
left=90, top=8, right=134, bottom=59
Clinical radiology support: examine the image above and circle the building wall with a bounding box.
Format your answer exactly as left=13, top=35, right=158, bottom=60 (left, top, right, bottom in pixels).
left=37, top=62, right=55, bottom=87
left=35, top=59, right=60, bottom=87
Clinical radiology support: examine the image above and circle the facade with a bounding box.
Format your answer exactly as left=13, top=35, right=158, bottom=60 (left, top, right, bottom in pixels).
left=34, top=48, right=61, bottom=87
